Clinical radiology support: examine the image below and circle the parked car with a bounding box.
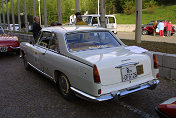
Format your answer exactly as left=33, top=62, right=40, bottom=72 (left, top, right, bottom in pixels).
left=10, top=24, right=19, bottom=31
left=0, top=27, right=20, bottom=54
left=155, top=96, right=176, bottom=118
left=142, top=20, right=175, bottom=35
left=20, top=26, right=159, bottom=101
left=70, top=14, right=117, bottom=34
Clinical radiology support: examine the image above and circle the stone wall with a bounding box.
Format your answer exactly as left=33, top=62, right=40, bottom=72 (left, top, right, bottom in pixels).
left=154, top=52, right=176, bottom=80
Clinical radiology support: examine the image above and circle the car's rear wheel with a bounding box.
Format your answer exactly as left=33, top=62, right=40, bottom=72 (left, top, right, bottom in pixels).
left=22, top=54, right=30, bottom=71
left=57, top=74, right=74, bottom=99
left=142, top=30, right=148, bottom=35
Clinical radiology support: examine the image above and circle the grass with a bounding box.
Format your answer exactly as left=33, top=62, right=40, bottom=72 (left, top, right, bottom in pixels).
left=121, top=39, right=176, bottom=54
left=115, top=5, right=176, bottom=24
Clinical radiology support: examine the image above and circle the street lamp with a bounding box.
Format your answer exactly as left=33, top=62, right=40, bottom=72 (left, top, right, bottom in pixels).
left=38, top=0, right=41, bottom=26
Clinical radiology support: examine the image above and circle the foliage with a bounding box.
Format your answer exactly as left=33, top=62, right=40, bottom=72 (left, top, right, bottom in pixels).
left=0, top=0, right=176, bottom=25
left=144, top=0, right=157, bottom=8
left=122, top=1, right=136, bottom=15
left=115, top=5, right=176, bottom=24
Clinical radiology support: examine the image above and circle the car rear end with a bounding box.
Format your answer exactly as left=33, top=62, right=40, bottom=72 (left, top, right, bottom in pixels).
left=92, top=51, right=159, bottom=101
left=0, top=36, right=20, bottom=53
left=106, top=15, right=117, bottom=34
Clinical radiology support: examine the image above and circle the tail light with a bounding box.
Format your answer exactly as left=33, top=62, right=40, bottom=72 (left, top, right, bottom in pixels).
left=93, top=65, right=101, bottom=83
left=153, top=54, right=158, bottom=69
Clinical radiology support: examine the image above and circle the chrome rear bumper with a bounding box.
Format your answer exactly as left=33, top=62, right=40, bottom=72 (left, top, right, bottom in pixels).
left=71, top=79, right=159, bottom=102
left=9, top=46, right=20, bottom=50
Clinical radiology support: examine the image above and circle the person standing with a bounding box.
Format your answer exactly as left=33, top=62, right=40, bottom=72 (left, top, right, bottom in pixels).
left=32, top=16, right=42, bottom=42
left=163, top=20, right=168, bottom=36
left=153, top=20, right=158, bottom=36
left=158, top=21, right=165, bottom=37
left=75, top=12, right=88, bottom=25
left=167, top=21, right=173, bottom=36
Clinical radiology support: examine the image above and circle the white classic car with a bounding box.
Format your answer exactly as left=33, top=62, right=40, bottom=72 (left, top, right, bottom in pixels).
left=20, top=26, right=159, bottom=102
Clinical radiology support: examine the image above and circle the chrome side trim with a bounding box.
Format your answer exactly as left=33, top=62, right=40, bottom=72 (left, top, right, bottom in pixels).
left=9, top=46, right=20, bottom=50
left=28, top=62, right=55, bottom=82
left=115, top=62, right=139, bottom=68
left=70, top=87, right=98, bottom=100
left=71, top=79, right=159, bottom=102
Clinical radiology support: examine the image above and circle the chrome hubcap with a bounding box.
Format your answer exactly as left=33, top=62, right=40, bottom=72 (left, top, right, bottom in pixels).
left=59, top=76, right=69, bottom=95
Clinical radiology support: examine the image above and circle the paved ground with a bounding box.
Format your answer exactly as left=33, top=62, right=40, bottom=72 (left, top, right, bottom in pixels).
left=0, top=53, right=176, bottom=118
left=117, top=32, right=176, bottom=43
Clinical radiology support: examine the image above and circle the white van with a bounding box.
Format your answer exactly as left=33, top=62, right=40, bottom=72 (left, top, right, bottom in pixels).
left=70, top=14, right=117, bottom=34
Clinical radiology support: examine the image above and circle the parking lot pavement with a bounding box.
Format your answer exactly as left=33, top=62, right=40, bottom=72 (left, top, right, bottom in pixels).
left=117, top=32, right=176, bottom=43
left=0, top=53, right=176, bottom=118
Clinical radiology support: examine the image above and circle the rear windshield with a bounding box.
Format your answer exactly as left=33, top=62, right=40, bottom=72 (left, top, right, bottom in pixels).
left=66, top=31, right=121, bottom=52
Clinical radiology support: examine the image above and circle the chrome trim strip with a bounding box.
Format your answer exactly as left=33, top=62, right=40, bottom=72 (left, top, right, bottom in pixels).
left=70, top=87, right=98, bottom=100
left=9, top=46, right=20, bottom=50
left=115, top=62, right=139, bottom=68
left=71, top=79, right=159, bottom=102
left=28, top=62, right=54, bottom=81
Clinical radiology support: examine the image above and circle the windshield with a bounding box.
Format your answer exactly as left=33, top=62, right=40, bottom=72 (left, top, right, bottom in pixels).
left=66, top=31, right=121, bottom=52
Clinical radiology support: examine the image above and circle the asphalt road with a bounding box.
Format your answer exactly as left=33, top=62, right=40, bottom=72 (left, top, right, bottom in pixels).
left=0, top=53, right=176, bottom=118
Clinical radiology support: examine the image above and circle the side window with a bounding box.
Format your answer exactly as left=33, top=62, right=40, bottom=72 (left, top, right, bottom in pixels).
left=108, top=17, right=115, bottom=23
left=92, top=17, right=98, bottom=24
left=37, top=31, right=51, bottom=48
left=49, top=33, right=59, bottom=52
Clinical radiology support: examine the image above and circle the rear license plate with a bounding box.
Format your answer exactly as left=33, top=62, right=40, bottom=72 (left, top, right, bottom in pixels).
left=121, top=66, right=137, bottom=82
left=0, top=47, right=8, bottom=52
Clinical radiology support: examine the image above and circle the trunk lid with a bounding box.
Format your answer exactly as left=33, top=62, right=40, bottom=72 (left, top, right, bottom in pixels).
left=73, top=47, right=152, bottom=86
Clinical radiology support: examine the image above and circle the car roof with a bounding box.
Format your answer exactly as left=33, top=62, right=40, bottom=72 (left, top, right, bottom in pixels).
left=42, top=26, right=109, bottom=34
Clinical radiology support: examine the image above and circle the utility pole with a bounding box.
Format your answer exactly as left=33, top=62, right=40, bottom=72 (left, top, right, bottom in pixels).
left=33, top=0, right=36, bottom=19
left=11, top=0, right=15, bottom=31
left=135, top=0, right=142, bottom=43
left=0, top=11, right=1, bottom=27
left=76, top=0, right=79, bottom=12
left=43, top=0, right=47, bottom=27
left=98, top=0, right=99, bottom=15
left=100, top=0, right=106, bottom=28
left=24, top=0, right=28, bottom=32
left=38, top=0, right=41, bottom=26
left=57, top=0, right=62, bottom=24
left=6, top=0, right=10, bottom=30
left=17, top=0, right=21, bottom=31
left=1, top=0, right=5, bottom=28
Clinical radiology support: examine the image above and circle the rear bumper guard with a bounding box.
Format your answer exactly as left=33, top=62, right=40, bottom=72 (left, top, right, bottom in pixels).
left=71, top=79, right=159, bottom=102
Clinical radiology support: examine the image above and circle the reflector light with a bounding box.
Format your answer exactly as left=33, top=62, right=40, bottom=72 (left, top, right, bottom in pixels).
left=93, top=65, right=101, bottom=83
left=98, top=89, right=101, bottom=94
left=153, top=54, right=158, bottom=69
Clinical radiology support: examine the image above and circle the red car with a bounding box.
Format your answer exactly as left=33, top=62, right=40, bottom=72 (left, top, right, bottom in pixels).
left=155, top=96, right=176, bottom=118
left=142, top=20, right=175, bottom=35
left=0, top=27, right=20, bottom=54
